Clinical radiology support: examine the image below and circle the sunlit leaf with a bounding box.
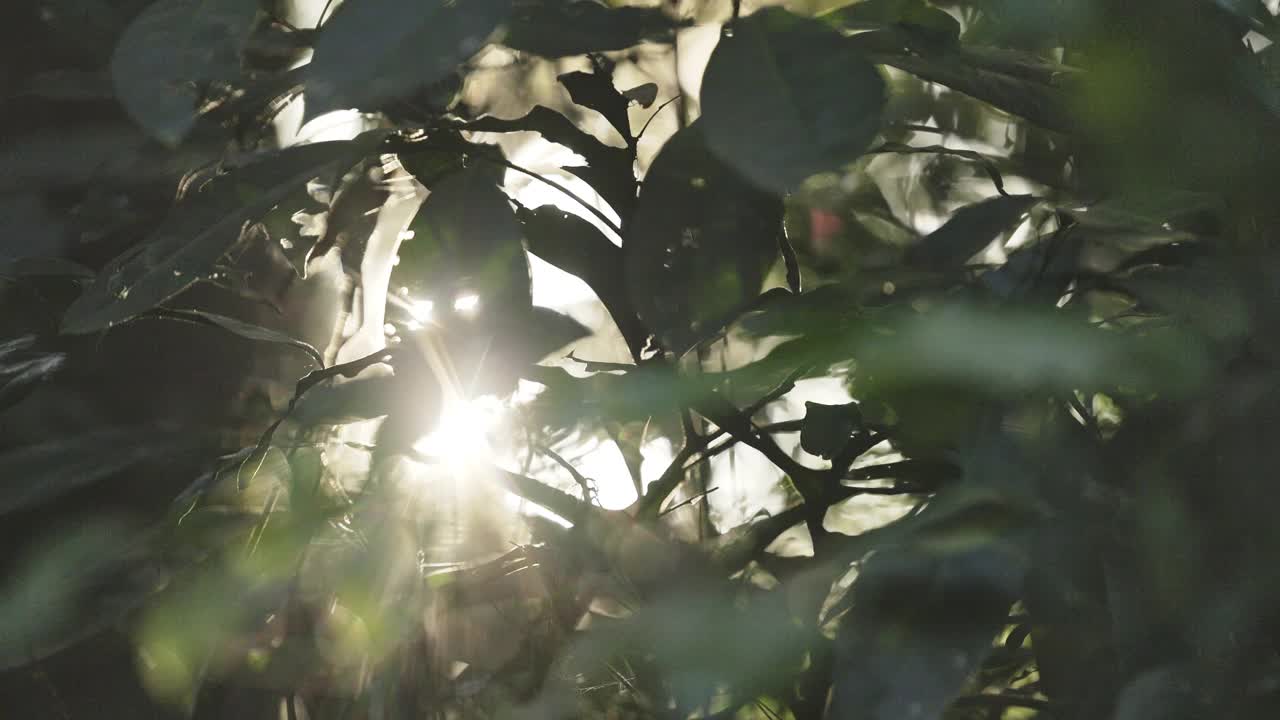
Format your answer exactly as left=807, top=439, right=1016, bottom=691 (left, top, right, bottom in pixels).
left=700, top=8, right=887, bottom=193
left=307, top=0, right=511, bottom=114
left=625, top=124, right=782, bottom=354
left=111, top=0, right=259, bottom=146
left=62, top=136, right=380, bottom=334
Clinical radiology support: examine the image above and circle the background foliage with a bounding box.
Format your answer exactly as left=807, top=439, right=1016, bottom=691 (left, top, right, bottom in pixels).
left=3, top=0, right=1280, bottom=718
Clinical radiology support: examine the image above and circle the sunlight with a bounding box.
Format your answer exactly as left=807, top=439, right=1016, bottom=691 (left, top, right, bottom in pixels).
left=413, top=394, right=505, bottom=467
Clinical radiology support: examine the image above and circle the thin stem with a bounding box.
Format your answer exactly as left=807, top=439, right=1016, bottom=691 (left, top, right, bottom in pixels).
left=636, top=94, right=683, bottom=143
left=315, top=0, right=337, bottom=28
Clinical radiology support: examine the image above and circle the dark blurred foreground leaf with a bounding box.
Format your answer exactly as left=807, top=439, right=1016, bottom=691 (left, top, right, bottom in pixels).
left=307, top=0, right=510, bottom=114
left=0, top=428, right=200, bottom=518
left=829, top=483, right=1037, bottom=720
left=0, top=336, right=65, bottom=412
left=111, top=0, right=260, bottom=145
left=502, top=0, right=679, bottom=57
left=700, top=8, right=886, bottom=193
left=0, top=521, right=164, bottom=671
left=62, top=135, right=381, bottom=334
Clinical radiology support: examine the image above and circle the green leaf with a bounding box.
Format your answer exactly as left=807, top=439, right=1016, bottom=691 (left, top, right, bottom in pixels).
left=800, top=401, right=862, bottom=459
left=502, top=0, right=679, bottom=58
left=0, top=428, right=198, bottom=518
left=905, top=194, right=1036, bottom=271
left=625, top=124, right=783, bottom=354
left=111, top=0, right=260, bottom=146
left=0, top=521, right=164, bottom=671
left=829, top=543, right=1024, bottom=720
left=307, top=0, right=510, bottom=114
left=136, top=308, right=325, bottom=368
left=0, top=337, right=65, bottom=412
left=700, top=8, right=887, bottom=193
left=62, top=136, right=379, bottom=334
left=820, top=0, right=961, bottom=40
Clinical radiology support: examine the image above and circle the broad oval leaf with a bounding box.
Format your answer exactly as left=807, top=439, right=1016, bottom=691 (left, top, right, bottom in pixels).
left=502, top=0, right=679, bottom=58
left=905, top=194, right=1037, bottom=271
left=700, top=8, right=887, bottom=193
left=62, top=136, right=380, bottom=334
left=111, top=0, right=260, bottom=146
left=624, top=124, right=782, bottom=354
left=307, top=0, right=510, bottom=114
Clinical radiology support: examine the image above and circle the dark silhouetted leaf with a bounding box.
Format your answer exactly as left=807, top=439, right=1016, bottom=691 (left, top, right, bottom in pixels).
left=700, top=8, right=887, bottom=193
left=465, top=107, right=635, bottom=219
left=111, top=0, right=259, bottom=146
left=558, top=67, right=633, bottom=146
left=622, top=82, right=658, bottom=107
left=800, top=401, right=862, bottom=459
left=518, top=204, right=648, bottom=354
left=307, top=0, right=510, bottom=114
left=625, top=124, right=782, bottom=354
left=62, top=135, right=381, bottom=334
left=905, top=194, right=1036, bottom=270
left=502, top=0, right=679, bottom=57
left=137, top=308, right=325, bottom=368
left=0, top=429, right=198, bottom=518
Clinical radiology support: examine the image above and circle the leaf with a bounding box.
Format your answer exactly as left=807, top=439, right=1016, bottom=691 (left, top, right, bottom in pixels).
left=111, top=0, right=260, bottom=146
left=465, top=107, right=635, bottom=220
left=851, top=29, right=1078, bottom=133
left=0, top=256, right=95, bottom=281
left=558, top=67, right=634, bottom=145
left=502, top=0, right=679, bottom=57
left=829, top=546, right=1022, bottom=720
left=0, top=428, right=198, bottom=518
left=62, top=136, right=380, bottom=334
left=0, top=337, right=65, bottom=412
left=820, top=0, right=961, bottom=40
left=624, top=124, right=783, bottom=354
left=800, top=401, right=862, bottom=460
left=700, top=8, right=887, bottom=193
left=905, top=194, right=1036, bottom=271
left=395, top=163, right=530, bottom=310
left=0, top=521, right=165, bottom=671
left=518, top=205, right=648, bottom=354
left=137, top=308, right=325, bottom=368
left=622, top=82, right=658, bottom=108
left=307, top=0, right=510, bottom=114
